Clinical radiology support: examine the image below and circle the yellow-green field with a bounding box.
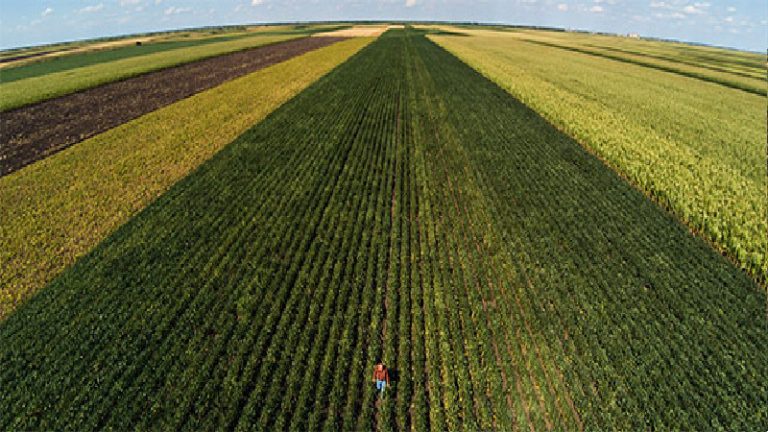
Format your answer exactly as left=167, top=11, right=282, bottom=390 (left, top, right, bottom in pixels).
left=430, top=27, right=768, bottom=284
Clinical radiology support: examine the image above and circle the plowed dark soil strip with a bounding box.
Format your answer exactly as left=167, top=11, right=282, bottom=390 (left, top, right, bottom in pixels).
left=0, top=36, right=346, bottom=177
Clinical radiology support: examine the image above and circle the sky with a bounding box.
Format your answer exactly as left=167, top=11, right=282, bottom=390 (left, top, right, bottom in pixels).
left=0, top=0, right=766, bottom=52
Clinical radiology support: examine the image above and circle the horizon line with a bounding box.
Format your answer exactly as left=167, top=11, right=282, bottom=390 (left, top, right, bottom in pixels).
left=1, top=20, right=764, bottom=55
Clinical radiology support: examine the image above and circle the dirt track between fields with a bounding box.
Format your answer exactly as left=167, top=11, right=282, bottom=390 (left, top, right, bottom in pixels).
left=0, top=36, right=346, bottom=177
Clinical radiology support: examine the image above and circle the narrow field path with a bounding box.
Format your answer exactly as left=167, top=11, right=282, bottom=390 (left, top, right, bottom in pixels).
left=0, top=37, right=345, bottom=177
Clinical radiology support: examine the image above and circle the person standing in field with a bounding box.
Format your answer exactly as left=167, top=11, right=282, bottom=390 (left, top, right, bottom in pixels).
left=372, top=361, right=390, bottom=397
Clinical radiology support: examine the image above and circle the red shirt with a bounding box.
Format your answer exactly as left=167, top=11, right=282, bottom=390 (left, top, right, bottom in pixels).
left=373, top=366, right=390, bottom=384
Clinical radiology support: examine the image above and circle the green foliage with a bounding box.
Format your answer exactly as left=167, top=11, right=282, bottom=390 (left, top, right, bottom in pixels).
left=0, top=38, right=372, bottom=319
left=525, top=38, right=766, bottom=95
left=432, top=27, right=768, bottom=285
left=1, top=28, right=765, bottom=431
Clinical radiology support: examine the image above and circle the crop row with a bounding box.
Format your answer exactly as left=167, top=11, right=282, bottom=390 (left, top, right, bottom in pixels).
left=432, top=29, right=768, bottom=285
left=0, top=37, right=371, bottom=320
left=420, top=30, right=767, bottom=429
left=523, top=39, right=766, bottom=96
left=0, top=28, right=555, bottom=431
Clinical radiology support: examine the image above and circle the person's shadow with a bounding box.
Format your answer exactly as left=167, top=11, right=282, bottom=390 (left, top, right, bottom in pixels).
left=388, top=367, right=398, bottom=385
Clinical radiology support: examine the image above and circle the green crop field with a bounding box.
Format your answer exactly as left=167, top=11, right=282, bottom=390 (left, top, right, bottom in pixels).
left=0, top=37, right=371, bottom=319
left=1, top=28, right=765, bottom=431
left=431, top=27, right=768, bottom=285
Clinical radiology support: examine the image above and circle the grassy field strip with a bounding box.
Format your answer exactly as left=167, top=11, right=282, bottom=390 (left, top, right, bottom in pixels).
left=511, top=29, right=766, bottom=80
left=486, top=29, right=767, bottom=96
left=0, top=37, right=373, bottom=320
left=523, top=38, right=766, bottom=96
left=478, top=27, right=766, bottom=79
left=430, top=29, right=767, bottom=285
left=0, top=33, right=301, bottom=111
left=581, top=43, right=765, bottom=81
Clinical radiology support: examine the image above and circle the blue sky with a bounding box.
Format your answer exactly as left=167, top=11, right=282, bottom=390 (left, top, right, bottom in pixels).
left=1, top=0, right=765, bottom=52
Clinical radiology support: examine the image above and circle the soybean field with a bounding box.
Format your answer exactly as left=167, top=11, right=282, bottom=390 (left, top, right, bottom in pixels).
left=1, top=29, right=766, bottom=431
left=431, top=27, right=768, bottom=284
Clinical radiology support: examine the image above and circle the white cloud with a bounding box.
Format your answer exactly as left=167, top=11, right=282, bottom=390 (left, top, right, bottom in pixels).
left=79, top=3, right=104, bottom=13
left=682, top=5, right=702, bottom=14
left=405, top=0, right=417, bottom=7
left=726, top=6, right=735, bottom=12
left=650, top=0, right=708, bottom=19
left=164, top=6, right=191, bottom=15
left=41, top=7, right=54, bottom=17
left=155, top=0, right=163, bottom=4
left=654, top=11, right=686, bottom=19
left=724, top=16, right=734, bottom=23
left=251, top=0, right=264, bottom=5
left=120, top=0, right=141, bottom=6
left=590, top=5, right=604, bottom=12
left=683, top=2, right=709, bottom=13
left=557, top=3, right=568, bottom=11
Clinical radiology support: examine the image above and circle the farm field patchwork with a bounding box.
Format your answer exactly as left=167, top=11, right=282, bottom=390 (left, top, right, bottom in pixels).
left=430, top=27, right=768, bottom=285
left=0, top=32, right=254, bottom=83
left=492, top=29, right=767, bottom=95
left=0, top=37, right=372, bottom=319
left=0, top=36, right=347, bottom=176
left=1, top=29, right=765, bottom=430
left=0, top=32, right=298, bottom=111
left=0, top=24, right=349, bottom=79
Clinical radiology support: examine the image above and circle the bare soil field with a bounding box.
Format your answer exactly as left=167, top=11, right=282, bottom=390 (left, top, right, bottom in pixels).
left=0, top=37, right=345, bottom=177
left=314, top=25, right=396, bottom=37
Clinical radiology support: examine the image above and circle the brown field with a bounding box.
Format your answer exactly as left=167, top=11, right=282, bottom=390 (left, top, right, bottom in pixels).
left=0, top=37, right=345, bottom=177
left=314, top=25, right=397, bottom=37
